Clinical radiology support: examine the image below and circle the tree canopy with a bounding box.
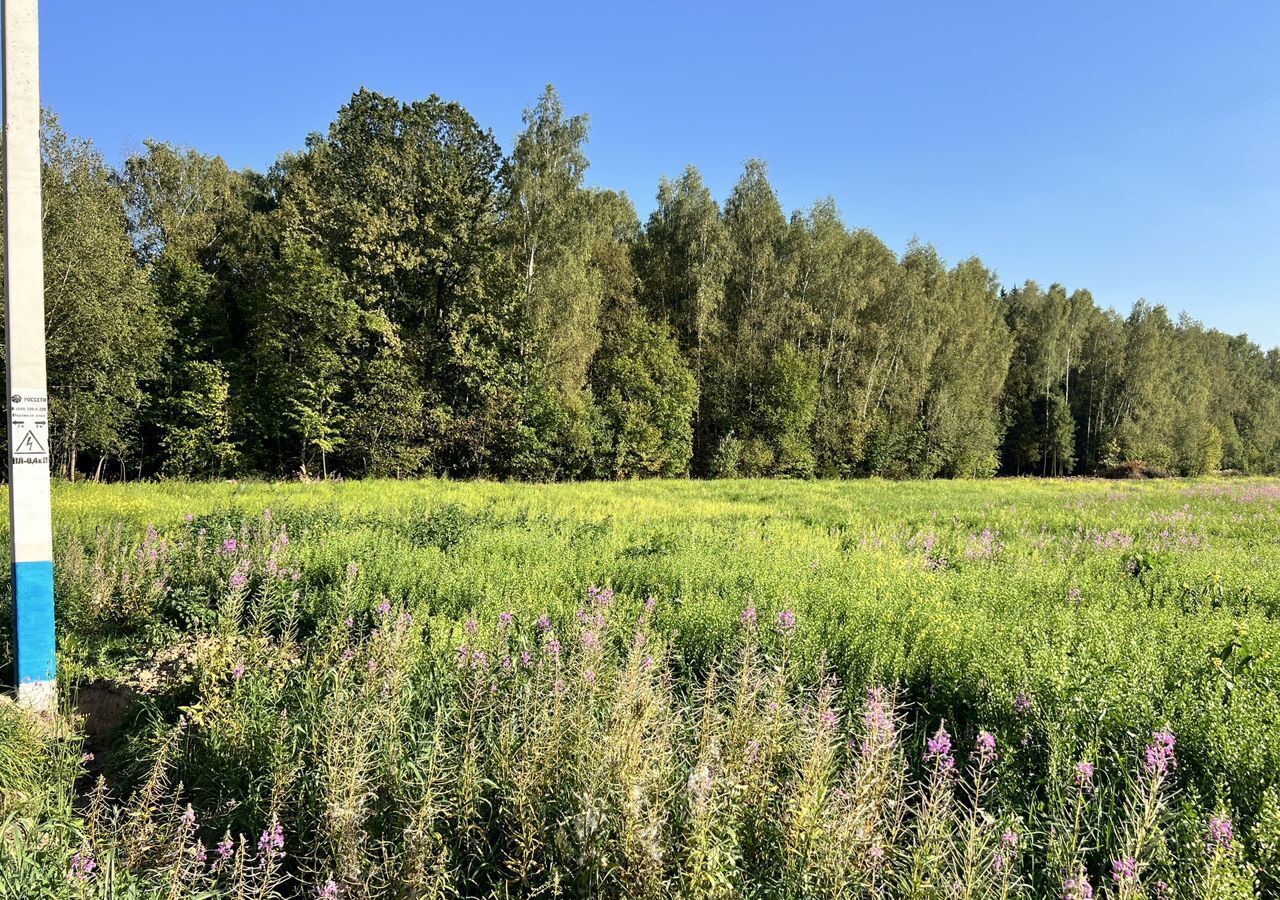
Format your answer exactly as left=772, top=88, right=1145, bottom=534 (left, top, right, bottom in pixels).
left=5, top=87, right=1278, bottom=481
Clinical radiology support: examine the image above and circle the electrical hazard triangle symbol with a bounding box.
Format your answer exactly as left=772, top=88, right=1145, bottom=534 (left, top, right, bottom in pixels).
left=14, top=429, right=46, bottom=455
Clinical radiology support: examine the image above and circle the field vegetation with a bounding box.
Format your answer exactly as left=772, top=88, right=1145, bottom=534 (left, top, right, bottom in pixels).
left=2, top=476, right=1279, bottom=897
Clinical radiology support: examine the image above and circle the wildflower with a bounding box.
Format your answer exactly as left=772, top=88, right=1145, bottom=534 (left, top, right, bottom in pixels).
left=1209, top=814, right=1233, bottom=849
left=346, top=561, right=359, bottom=579
left=1074, top=759, right=1095, bottom=789
left=581, top=630, right=600, bottom=651
left=552, top=678, right=566, bottom=695
left=1111, top=856, right=1138, bottom=883
left=644, top=595, right=657, bottom=612
left=82, top=752, right=95, bottom=763
left=926, top=725, right=956, bottom=773
left=1143, top=729, right=1177, bottom=776
left=258, top=820, right=285, bottom=857
left=221, top=538, right=238, bottom=555
left=1062, top=873, right=1094, bottom=900
left=464, top=617, right=478, bottom=634
left=867, top=845, right=885, bottom=865
left=583, top=668, right=596, bottom=684
left=992, top=852, right=1006, bottom=873
left=862, top=687, right=896, bottom=754
left=1068, top=586, right=1082, bottom=604
left=974, top=730, right=997, bottom=765
left=377, top=600, right=392, bottom=617
left=232, top=662, right=246, bottom=680
left=819, top=708, right=838, bottom=731
left=229, top=566, right=249, bottom=590
left=470, top=649, right=488, bottom=670
left=588, top=585, right=614, bottom=607
left=640, top=655, right=654, bottom=671
left=546, top=637, right=562, bottom=656
left=740, top=605, right=758, bottom=628
left=318, top=882, right=340, bottom=900
left=537, top=614, right=552, bottom=631
left=520, top=650, right=533, bottom=667
left=1001, top=829, right=1019, bottom=848
left=776, top=609, right=796, bottom=632
left=498, top=610, right=514, bottom=628
left=1014, top=692, right=1033, bottom=714
left=341, top=648, right=356, bottom=663
left=184, top=513, right=195, bottom=523
left=213, top=836, right=234, bottom=868
left=181, top=805, right=198, bottom=829
left=69, top=849, right=96, bottom=881
left=634, top=630, right=648, bottom=648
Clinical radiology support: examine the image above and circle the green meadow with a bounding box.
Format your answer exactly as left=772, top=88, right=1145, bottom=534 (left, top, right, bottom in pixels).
left=3, top=476, right=1279, bottom=897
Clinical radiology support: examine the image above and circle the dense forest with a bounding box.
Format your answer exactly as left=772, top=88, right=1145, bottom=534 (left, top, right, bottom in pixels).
left=5, top=86, right=1280, bottom=481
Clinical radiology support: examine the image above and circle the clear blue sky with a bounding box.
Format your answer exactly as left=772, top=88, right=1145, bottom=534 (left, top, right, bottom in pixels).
left=37, top=0, right=1280, bottom=348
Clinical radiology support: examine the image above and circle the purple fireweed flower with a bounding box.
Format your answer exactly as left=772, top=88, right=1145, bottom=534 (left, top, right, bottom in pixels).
left=992, top=852, right=1007, bottom=873
left=221, top=538, right=238, bottom=555
left=229, top=570, right=249, bottom=591
left=497, top=610, right=514, bottom=628
left=588, top=585, right=615, bottom=607
left=258, top=821, right=285, bottom=857
left=1111, top=856, right=1138, bottom=883
left=974, top=730, right=997, bottom=764
left=341, top=648, right=356, bottom=663
left=464, top=617, right=478, bottom=634
left=69, top=850, right=97, bottom=881
left=455, top=646, right=470, bottom=667
left=640, top=655, right=654, bottom=671
left=552, top=678, right=566, bottom=695
left=581, top=630, right=600, bottom=651
left=181, top=805, right=198, bottom=828
left=926, top=725, right=956, bottom=774
left=1001, top=829, right=1019, bottom=848
left=520, top=651, right=532, bottom=667
left=346, top=561, right=359, bottom=579
left=634, top=630, right=648, bottom=648
left=867, top=845, right=885, bottom=864
left=318, top=881, right=340, bottom=900
left=82, top=752, right=95, bottom=764
left=470, top=650, right=488, bottom=670
left=644, top=595, right=657, bottom=612
left=262, top=825, right=289, bottom=855
left=546, top=637, right=562, bottom=656
left=184, top=513, right=195, bottom=523
left=819, top=708, right=838, bottom=731
left=1063, top=873, right=1094, bottom=900
left=1075, top=760, right=1095, bottom=789
left=1209, top=814, right=1233, bottom=849
left=583, top=668, right=597, bottom=684
left=861, top=687, right=896, bottom=754
left=377, top=600, right=392, bottom=617
left=741, top=605, right=758, bottom=628
left=537, top=614, right=552, bottom=631
left=216, top=837, right=234, bottom=862
left=1144, top=729, right=1177, bottom=775
left=776, top=609, right=796, bottom=632
left=1014, top=692, right=1033, bottom=714
left=232, top=662, right=246, bottom=680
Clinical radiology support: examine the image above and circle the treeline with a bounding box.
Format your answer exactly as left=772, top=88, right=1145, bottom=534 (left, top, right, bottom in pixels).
left=5, top=88, right=1280, bottom=481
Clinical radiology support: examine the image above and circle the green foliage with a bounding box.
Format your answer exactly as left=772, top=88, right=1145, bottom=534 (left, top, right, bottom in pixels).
left=18, top=90, right=1280, bottom=481
left=7, top=477, right=1280, bottom=896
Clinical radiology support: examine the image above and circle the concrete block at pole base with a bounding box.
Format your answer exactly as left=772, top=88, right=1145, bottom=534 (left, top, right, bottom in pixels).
left=13, top=559, right=55, bottom=710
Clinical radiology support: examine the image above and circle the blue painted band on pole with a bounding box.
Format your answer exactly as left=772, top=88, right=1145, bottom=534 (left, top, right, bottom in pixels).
left=13, top=559, right=54, bottom=684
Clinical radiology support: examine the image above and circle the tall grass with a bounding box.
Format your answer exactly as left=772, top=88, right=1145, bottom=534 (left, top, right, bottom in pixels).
left=2, top=476, right=1279, bottom=896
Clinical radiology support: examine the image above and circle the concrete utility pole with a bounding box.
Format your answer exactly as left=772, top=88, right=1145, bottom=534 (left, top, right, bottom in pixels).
left=3, top=0, right=56, bottom=713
